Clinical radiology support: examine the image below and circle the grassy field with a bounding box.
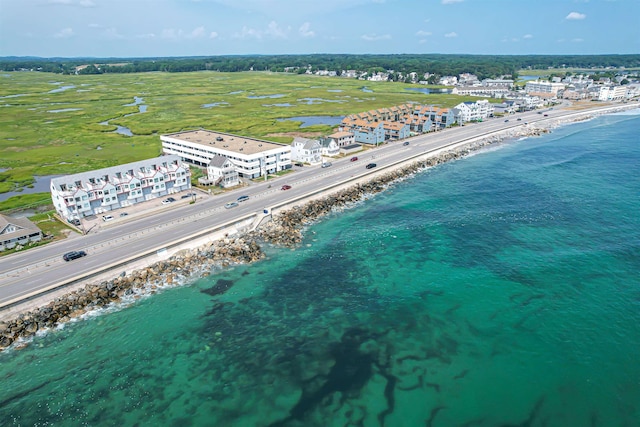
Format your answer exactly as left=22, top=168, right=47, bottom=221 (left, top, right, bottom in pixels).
left=0, top=70, right=477, bottom=211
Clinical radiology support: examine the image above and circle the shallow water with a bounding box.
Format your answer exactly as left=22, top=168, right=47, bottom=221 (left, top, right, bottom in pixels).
left=1, top=112, right=639, bottom=427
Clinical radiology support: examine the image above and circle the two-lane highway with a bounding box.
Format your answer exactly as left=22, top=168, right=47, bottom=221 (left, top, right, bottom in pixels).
left=1, top=103, right=633, bottom=310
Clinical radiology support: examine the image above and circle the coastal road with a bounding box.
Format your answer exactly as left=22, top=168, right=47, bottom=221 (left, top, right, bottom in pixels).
left=0, top=103, right=634, bottom=310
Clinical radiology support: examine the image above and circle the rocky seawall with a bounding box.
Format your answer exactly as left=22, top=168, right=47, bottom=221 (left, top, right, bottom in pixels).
left=0, top=105, right=635, bottom=352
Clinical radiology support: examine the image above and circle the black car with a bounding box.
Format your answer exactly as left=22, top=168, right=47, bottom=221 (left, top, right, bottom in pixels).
left=63, top=250, right=87, bottom=262
left=366, top=163, right=377, bottom=169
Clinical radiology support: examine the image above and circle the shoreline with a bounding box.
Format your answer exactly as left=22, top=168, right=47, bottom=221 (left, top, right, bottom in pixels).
left=1, top=101, right=638, bottom=351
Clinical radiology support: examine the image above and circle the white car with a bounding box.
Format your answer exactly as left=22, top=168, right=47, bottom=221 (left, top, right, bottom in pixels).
left=102, top=215, right=114, bottom=222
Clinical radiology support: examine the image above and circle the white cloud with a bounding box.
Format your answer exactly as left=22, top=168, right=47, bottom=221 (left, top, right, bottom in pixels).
left=361, top=33, right=391, bottom=41
left=137, top=33, right=156, bottom=39
left=442, top=0, right=463, bottom=4
left=188, top=26, right=206, bottom=39
left=416, top=30, right=432, bottom=37
left=523, top=34, right=533, bottom=39
left=54, top=27, right=74, bottom=38
left=265, top=21, right=288, bottom=38
left=104, top=28, right=124, bottom=39
left=161, top=29, right=182, bottom=40
left=571, top=38, right=584, bottom=42
left=566, top=11, right=586, bottom=20
left=235, top=26, right=262, bottom=40
left=47, top=0, right=72, bottom=4
left=444, top=32, right=457, bottom=38
left=79, top=0, right=95, bottom=6
left=209, top=32, right=219, bottom=39
left=299, top=22, right=315, bottom=38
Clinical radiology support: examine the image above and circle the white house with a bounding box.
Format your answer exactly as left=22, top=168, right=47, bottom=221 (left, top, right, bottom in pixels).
left=201, top=155, right=240, bottom=188
left=318, top=137, right=340, bottom=157
left=50, top=155, right=191, bottom=222
left=0, top=214, right=43, bottom=251
left=291, top=137, right=323, bottom=164
left=161, top=130, right=292, bottom=179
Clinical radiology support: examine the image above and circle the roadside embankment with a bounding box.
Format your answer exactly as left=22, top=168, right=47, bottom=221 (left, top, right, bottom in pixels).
left=1, top=102, right=637, bottom=351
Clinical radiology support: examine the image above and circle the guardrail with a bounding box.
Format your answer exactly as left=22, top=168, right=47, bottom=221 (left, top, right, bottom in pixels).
left=0, top=212, right=257, bottom=311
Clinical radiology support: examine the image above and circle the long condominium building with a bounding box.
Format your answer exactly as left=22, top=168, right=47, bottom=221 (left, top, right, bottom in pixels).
left=160, top=129, right=292, bottom=179
left=50, top=155, right=191, bottom=222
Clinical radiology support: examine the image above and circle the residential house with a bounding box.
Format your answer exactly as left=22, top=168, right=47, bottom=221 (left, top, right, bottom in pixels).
left=318, top=137, right=341, bottom=157
left=291, top=137, right=323, bottom=164
left=327, top=131, right=355, bottom=148
left=0, top=214, right=43, bottom=251
left=201, top=155, right=240, bottom=188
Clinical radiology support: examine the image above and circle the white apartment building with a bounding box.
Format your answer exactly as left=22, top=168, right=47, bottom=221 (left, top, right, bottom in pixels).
left=524, top=80, right=566, bottom=96
left=161, top=130, right=292, bottom=179
left=453, top=99, right=495, bottom=123
left=595, top=85, right=628, bottom=101
left=50, top=155, right=191, bottom=222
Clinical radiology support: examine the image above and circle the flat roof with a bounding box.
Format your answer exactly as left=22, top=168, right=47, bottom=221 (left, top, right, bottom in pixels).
left=163, top=130, right=287, bottom=155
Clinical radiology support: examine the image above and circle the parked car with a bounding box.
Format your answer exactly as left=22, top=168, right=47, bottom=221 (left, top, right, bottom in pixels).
left=161, top=199, right=172, bottom=205
left=543, top=114, right=549, bottom=117
left=63, top=250, right=87, bottom=262
left=102, top=215, right=114, bottom=222
left=167, top=197, right=176, bottom=202
left=237, top=195, right=250, bottom=202
left=517, top=118, right=522, bottom=121
left=225, top=202, right=239, bottom=209
left=350, top=156, right=358, bottom=162
left=181, top=192, right=196, bottom=199
left=68, top=219, right=81, bottom=226
left=295, top=162, right=304, bottom=167
left=281, top=185, right=292, bottom=190
left=321, top=162, right=332, bottom=168
left=403, top=141, right=410, bottom=146
left=366, top=163, right=377, bottom=169
left=504, top=119, right=509, bottom=122
left=119, top=212, right=128, bottom=217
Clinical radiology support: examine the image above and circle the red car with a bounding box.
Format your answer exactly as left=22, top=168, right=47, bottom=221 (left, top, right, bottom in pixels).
left=350, top=156, right=358, bottom=162
left=281, top=185, right=292, bottom=190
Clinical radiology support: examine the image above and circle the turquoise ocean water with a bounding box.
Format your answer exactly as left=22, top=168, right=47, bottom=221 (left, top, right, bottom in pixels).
left=1, top=112, right=639, bottom=427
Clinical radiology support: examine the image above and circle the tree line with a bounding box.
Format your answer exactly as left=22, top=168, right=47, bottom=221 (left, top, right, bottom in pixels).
left=1, top=54, right=639, bottom=80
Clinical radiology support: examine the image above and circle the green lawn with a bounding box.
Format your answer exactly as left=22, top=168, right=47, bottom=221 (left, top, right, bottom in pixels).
left=0, top=71, right=479, bottom=211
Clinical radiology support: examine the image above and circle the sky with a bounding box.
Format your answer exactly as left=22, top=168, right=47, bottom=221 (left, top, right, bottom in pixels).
left=1, top=0, right=639, bottom=58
